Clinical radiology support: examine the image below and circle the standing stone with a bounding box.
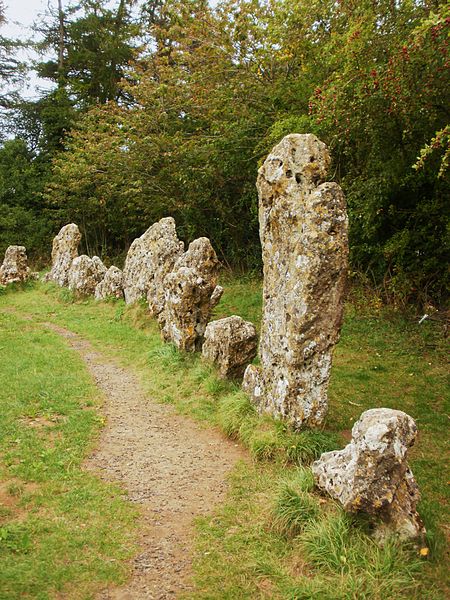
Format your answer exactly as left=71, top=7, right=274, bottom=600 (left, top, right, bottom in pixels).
left=312, top=408, right=425, bottom=542
left=242, top=134, right=348, bottom=429
left=95, top=266, right=124, bottom=300
left=45, top=224, right=81, bottom=287
left=0, top=245, right=31, bottom=285
left=159, top=237, right=223, bottom=352
left=122, top=217, right=184, bottom=310
left=202, top=316, right=258, bottom=379
left=68, top=255, right=107, bottom=296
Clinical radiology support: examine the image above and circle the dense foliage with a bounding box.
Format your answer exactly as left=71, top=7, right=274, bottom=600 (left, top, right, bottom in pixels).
left=0, top=0, right=448, bottom=304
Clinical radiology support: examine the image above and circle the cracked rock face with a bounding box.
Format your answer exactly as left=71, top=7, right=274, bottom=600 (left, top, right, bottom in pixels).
left=95, top=266, right=124, bottom=300
left=242, top=134, right=348, bottom=428
left=159, top=237, right=223, bottom=352
left=45, top=224, right=81, bottom=287
left=312, top=408, right=425, bottom=542
left=202, top=316, right=258, bottom=379
left=0, top=245, right=31, bottom=285
left=68, top=255, right=107, bottom=296
left=122, top=217, right=184, bottom=310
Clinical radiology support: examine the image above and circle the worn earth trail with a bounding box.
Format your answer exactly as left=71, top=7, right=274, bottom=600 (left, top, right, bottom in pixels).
left=45, top=322, right=246, bottom=600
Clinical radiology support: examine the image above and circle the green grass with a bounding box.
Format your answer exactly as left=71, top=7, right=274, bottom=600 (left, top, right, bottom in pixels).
left=0, top=278, right=448, bottom=598
left=272, top=470, right=320, bottom=537
left=0, top=296, right=137, bottom=599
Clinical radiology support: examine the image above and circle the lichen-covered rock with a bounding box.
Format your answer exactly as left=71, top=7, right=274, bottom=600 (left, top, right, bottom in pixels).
left=45, top=224, right=81, bottom=286
left=0, top=245, right=31, bottom=285
left=202, top=316, right=257, bottom=379
left=312, top=408, right=425, bottom=542
left=122, top=217, right=184, bottom=310
left=159, top=237, right=223, bottom=352
left=242, top=134, right=348, bottom=429
left=95, top=266, right=124, bottom=300
left=68, top=255, right=107, bottom=296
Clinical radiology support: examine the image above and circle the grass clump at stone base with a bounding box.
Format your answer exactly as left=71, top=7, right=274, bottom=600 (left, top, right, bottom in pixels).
left=191, top=463, right=426, bottom=600
left=217, top=392, right=339, bottom=464
left=0, top=277, right=448, bottom=598
left=272, top=482, right=320, bottom=537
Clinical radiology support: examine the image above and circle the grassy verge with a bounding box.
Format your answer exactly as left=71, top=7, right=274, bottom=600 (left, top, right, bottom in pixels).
left=0, top=279, right=448, bottom=599
left=0, top=296, right=137, bottom=599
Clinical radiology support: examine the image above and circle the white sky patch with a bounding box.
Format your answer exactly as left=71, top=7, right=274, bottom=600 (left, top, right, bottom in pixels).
left=2, top=0, right=55, bottom=98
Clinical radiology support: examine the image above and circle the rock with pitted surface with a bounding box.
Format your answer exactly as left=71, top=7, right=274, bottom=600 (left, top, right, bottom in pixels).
left=68, top=255, right=107, bottom=296
left=95, top=266, right=124, bottom=300
left=45, top=224, right=81, bottom=286
left=202, top=316, right=257, bottom=379
left=0, top=245, right=32, bottom=285
left=242, top=134, right=348, bottom=429
left=159, top=237, right=223, bottom=352
left=312, top=408, right=425, bottom=542
left=122, top=217, right=184, bottom=310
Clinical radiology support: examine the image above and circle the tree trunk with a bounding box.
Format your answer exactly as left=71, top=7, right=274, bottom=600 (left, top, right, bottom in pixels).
left=57, top=0, right=65, bottom=84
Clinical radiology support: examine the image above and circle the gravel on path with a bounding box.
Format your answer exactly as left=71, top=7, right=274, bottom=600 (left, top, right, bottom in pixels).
left=45, top=322, right=246, bottom=600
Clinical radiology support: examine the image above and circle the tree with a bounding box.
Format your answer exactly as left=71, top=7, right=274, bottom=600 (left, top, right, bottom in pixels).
left=308, top=1, right=450, bottom=303
left=0, top=0, right=26, bottom=138
left=35, top=0, right=140, bottom=107
left=24, top=0, right=449, bottom=304
left=0, top=138, right=52, bottom=259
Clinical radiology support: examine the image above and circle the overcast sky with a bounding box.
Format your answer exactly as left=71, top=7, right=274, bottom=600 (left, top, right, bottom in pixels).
left=3, top=0, right=49, bottom=32
left=2, top=0, right=54, bottom=98
left=2, top=0, right=138, bottom=98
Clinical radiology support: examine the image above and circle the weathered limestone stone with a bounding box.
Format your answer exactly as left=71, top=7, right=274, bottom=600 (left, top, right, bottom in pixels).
left=312, top=408, right=425, bottom=542
left=159, top=237, right=223, bottom=352
left=68, top=255, right=107, bottom=296
left=122, top=217, right=184, bottom=310
left=0, top=245, right=31, bottom=285
left=94, top=266, right=124, bottom=300
left=202, top=316, right=258, bottom=379
left=45, top=223, right=81, bottom=286
left=242, top=134, right=348, bottom=428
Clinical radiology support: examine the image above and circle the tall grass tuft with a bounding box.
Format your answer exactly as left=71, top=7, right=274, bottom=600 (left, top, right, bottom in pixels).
left=272, top=483, right=320, bottom=537
left=249, top=427, right=281, bottom=461
left=300, top=510, right=352, bottom=571
left=217, top=392, right=257, bottom=439
left=283, top=429, right=340, bottom=464
left=296, top=509, right=423, bottom=598
left=147, top=343, right=186, bottom=368
left=217, top=391, right=340, bottom=465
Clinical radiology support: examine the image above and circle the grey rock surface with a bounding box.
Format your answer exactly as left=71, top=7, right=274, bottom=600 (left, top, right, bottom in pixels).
left=45, top=224, right=81, bottom=287
left=159, top=237, right=222, bottom=352
left=242, top=134, right=348, bottom=428
left=202, top=316, right=257, bottom=379
left=0, top=245, right=31, bottom=285
left=68, top=255, right=107, bottom=296
left=312, top=408, right=425, bottom=541
left=95, top=266, right=124, bottom=300
left=122, top=217, right=184, bottom=310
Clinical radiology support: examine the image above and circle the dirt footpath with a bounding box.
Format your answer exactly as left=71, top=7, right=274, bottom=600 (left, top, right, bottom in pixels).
left=45, top=323, right=246, bottom=600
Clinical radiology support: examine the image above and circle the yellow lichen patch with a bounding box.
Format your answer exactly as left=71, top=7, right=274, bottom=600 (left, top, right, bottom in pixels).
left=349, top=495, right=363, bottom=511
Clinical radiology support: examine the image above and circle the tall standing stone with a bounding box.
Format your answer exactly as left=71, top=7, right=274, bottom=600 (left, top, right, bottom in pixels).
left=0, top=245, right=31, bottom=285
left=122, top=217, right=184, bottom=310
left=45, top=224, right=81, bottom=287
left=159, top=237, right=223, bottom=352
left=243, top=134, right=348, bottom=428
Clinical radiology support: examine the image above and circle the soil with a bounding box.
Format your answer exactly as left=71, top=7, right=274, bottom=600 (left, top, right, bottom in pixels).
left=44, top=323, right=246, bottom=600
